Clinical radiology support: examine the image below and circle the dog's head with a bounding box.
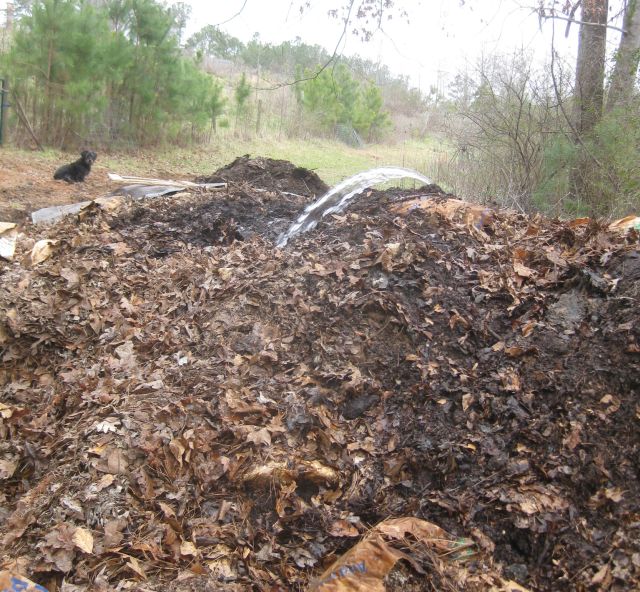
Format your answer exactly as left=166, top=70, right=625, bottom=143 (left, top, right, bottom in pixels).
left=81, top=150, right=97, bottom=165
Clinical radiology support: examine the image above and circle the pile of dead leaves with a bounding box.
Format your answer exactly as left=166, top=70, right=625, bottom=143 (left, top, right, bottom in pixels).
left=0, top=158, right=639, bottom=592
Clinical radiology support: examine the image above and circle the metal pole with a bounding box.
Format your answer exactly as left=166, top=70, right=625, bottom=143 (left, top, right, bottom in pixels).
left=0, top=78, right=7, bottom=146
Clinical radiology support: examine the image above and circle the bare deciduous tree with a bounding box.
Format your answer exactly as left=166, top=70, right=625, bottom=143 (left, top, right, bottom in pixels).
left=573, top=0, right=609, bottom=136
left=607, top=0, right=640, bottom=110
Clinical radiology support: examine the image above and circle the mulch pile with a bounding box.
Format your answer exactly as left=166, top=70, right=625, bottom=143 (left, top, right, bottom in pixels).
left=197, top=155, right=329, bottom=198
left=0, top=156, right=639, bottom=592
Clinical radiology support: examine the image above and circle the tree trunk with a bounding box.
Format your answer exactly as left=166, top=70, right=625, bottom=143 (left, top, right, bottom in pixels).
left=607, top=0, right=640, bottom=111
left=44, top=37, right=54, bottom=143
left=573, top=0, right=609, bottom=136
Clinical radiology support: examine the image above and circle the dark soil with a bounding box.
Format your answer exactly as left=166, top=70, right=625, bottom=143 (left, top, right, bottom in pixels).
left=197, top=155, right=329, bottom=197
left=108, top=185, right=310, bottom=251
left=0, top=157, right=639, bottom=592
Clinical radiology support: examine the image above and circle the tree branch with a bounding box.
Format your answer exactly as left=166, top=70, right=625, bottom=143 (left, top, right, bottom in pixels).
left=548, top=16, right=618, bottom=186
left=256, top=0, right=356, bottom=91
left=211, top=0, right=249, bottom=28
left=542, top=13, right=626, bottom=34
left=564, top=0, right=582, bottom=37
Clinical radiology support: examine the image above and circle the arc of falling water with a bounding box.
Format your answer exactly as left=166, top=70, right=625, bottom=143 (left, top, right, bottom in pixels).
left=276, top=166, right=433, bottom=248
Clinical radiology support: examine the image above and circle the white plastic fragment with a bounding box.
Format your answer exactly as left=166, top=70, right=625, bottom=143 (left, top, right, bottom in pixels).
left=0, top=222, right=17, bottom=260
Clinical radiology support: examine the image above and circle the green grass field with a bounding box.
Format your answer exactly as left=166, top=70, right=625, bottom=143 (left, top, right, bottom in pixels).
left=8, top=135, right=451, bottom=187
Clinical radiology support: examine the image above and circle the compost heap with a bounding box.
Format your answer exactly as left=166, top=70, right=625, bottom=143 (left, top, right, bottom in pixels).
left=0, top=157, right=639, bottom=592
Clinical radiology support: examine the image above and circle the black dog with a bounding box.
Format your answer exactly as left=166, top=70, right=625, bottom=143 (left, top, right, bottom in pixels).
left=53, top=150, right=97, bottom=183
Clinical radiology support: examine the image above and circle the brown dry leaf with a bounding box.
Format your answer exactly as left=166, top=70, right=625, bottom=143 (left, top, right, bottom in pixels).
left=113, top=340, right=137, bottom=369
left=493, top=582, right=532, bottom=592
left=516, top=443, right=534, bottom=454
left=225, top=389, right=266, bottom=415
left=449, top=310, right=470, bottom=330
left=0, top=402, right=17, bottom=418
left=30, top=239, right=58, bottom=265
left=120, top=295, right=136, bottom=314
left=462, top=394, right=474, bottom=411
left=246, top=427, right=272, bottom=447
left=328, top=520, right=360, bottom=538
left=104, top=519, right=126, bottom=548
left=94, top=474, right=115, bottom=492
left=504, top=346, right=526, bottom=358
left=563, top=423, right=582, bottom=451
left=0, top=459, right=18, bottom=480
left=60, top=268, right=80, bottom=288
left=106, top=448, right=129, bottom=475
left=471, top=528, right=496, bottom=554
left=180, top=540, right=199, bottom=557
left=72, top=527, right=94, bottom=554
left=544, top=249, right=568, bottom=268
left=504, top=485, right=569, bottom=516
left=94, top=195, right=123, bottom=211
left=106, top=241, right=132, bottom=256
left=591, top=563, right=612, bottom=588
left=501, top=369, right=521, bottom=392
left=376, top=518, right=476, bottom=559
left=300, top=460, right=339, bottom=484
left=380, top=242, right=401, bottom=271
left=568, top=217, right=591, bottom=228
left=169, top=438, right=187, bottom=466
left=521, top=320, right=536, bottom=337
left=344, top=363, right=364, bottom=390
left=40, top=523, right=77, bottom=572
left=207, top=557, right=237, bottom=581
left=609, top=215, right=640, bottom=232
left=604, top=488, right=625, bottom=503
left=94, top=418, right=119, bottom=433
left=126, top=555, right=147, bottom=579
left=600, top=394, right=621, bottom=415
left=513, top=261, right=534, bottom=278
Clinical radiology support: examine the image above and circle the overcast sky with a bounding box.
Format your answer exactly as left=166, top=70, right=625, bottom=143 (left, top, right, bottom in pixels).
left=183, top=0, right=615, bottom=92
left=0, top=0, right=625, bottom=92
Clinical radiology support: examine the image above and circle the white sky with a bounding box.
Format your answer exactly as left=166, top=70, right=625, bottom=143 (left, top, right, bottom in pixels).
left=183, top=0, right=607, bottom=92
left=0, top=0, right=625, bottom=93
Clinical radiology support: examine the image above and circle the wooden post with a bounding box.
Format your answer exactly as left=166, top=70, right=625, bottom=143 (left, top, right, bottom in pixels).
left=256, top=99, right=262, bottom=136
left=13, top=92, right=44, bottom=151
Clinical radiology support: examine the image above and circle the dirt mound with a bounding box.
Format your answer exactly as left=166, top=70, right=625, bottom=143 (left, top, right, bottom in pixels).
left=198, top=155, right=329, bottom=197
left=0, top=172, right=639, bottom=592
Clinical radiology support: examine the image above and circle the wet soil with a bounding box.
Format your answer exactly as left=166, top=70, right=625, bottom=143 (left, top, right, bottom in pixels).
left=0, top=156, right=638, bottom=592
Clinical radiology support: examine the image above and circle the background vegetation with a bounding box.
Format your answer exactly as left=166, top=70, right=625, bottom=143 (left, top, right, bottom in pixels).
left=1, top=0, right=639, bottom=217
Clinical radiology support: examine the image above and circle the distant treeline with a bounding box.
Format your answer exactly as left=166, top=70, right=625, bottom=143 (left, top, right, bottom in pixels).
left=1, top=0, right=229, bottom=147
left=185, top=27, right=430, bottom=142
left=0, top=0, right=425, bottom=148
left=186, top=26, right=425, bottom=117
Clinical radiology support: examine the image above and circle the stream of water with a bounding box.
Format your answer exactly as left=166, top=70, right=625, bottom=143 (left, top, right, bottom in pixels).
left=276, top=166, right=433, bottom=247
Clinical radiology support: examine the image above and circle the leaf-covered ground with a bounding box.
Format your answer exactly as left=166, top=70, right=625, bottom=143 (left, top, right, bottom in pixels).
left=1, top=157, right=639, bottom=591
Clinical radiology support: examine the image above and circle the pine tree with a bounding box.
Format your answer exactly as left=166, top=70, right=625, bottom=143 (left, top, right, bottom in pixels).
left=234, top=72, right=251, bottom=131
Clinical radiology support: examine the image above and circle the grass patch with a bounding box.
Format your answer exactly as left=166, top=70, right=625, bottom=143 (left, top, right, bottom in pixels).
left=2, top=136, right=452, bottom=188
